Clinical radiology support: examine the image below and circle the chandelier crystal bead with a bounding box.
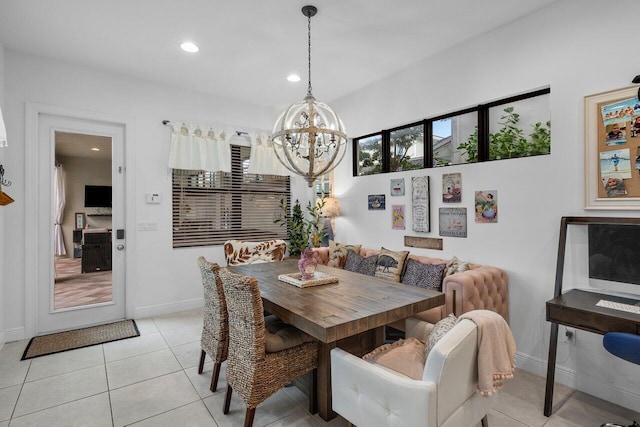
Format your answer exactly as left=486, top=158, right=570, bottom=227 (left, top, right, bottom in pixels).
left=272, top=5, right=347, bottom=187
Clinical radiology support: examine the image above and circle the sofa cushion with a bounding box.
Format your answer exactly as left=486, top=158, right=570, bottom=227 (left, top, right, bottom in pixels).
left=344, top=250, right=378, bottom=276
left=362, top=337, right=425, bottom=380
left=374, top=247, right=409, bottom=282
left=425, top=313, right=457, bottom=358
left=328, top=240, right=362, bottom=268
left=401, top=259, right=446, bottom=291
left=446, top=256, right=470, bottom=276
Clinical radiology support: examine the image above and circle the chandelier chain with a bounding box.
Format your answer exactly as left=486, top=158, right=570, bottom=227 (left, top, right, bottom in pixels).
left=307, top=11, right=312, bottom=96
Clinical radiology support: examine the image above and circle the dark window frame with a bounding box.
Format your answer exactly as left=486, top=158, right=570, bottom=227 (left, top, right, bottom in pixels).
left=352, top=87, right=551, bottom=176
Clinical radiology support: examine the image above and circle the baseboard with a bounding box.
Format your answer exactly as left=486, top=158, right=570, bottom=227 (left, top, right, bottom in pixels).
left=4, top=327, right=25, bottom=343
left=132, top=297, right=204, bottom=319
left=0, top=330, right=4, bottom=351
left=515, top=351, right=640, bottom=413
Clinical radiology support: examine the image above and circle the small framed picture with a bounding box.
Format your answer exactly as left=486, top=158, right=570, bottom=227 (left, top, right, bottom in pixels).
left=475, top=190, right=498, bottom=223
left=75, top=212, right=86, bottom=230
left=368, top=194, right=386, bottom=210
left=392, top=205, right=405, bottom=229
left=390, top=178, right=405, bottom=196
left=439, top=207, right=467, bottom=238
left=442, top=173, right=462, bottom=203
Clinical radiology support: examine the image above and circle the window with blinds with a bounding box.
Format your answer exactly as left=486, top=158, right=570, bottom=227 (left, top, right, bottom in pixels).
left=172, top=145, right=291, bottom=248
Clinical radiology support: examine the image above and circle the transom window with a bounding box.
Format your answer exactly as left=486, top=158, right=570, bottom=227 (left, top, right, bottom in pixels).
left=353, top=88, right=550, bottom=176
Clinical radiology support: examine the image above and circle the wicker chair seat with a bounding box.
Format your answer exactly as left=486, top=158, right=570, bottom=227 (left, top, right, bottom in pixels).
left=264, top=317, right=316, bottom=353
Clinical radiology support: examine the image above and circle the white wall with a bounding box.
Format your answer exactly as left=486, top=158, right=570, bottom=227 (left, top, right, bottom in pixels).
left=0, top=40, right=6, bottom=350
left=3, top=50, right=309, bottom=338
left=331, top=0, right=640, bottom=411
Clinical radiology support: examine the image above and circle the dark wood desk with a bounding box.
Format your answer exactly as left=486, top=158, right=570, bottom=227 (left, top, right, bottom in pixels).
left=544, top=216, right=640, bottom=416
left=229, top=259, right=445, bottom=421
left=545, top=289, right=640, bottom=415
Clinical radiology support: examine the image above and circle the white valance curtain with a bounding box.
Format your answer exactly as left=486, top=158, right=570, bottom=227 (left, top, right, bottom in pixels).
left=167, top=122, right=231, bottom=172
left=53, top=164, right=66, bottom=256
left=247, top=133, right=291, bottom=176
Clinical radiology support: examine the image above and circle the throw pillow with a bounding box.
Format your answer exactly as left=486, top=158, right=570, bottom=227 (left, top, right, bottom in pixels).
left=362, top=337, right=425, bottom=380
left=425, top=313, right=457, bottom=359
left=446, top=256, right=470, bottom=276
left=344, top=250, right=378, bottom=276
left=401, top=259, right=446, bottom=291
left=374, top=247, right=409, bottom=282
left=328, top=240, right=362, bottom=268
left=224, top=239, right=287, bottom=265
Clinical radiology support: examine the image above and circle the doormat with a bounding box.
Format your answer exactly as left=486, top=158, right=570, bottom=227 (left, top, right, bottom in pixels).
left=21, top=319, right=140, bottom=360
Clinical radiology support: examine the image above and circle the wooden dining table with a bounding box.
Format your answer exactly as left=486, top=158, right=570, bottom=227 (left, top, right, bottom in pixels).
left=228, top=258, right=445, bottom=421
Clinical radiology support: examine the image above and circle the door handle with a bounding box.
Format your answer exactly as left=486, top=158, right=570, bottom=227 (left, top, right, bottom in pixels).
left=116, top=244, right=125, bottom=250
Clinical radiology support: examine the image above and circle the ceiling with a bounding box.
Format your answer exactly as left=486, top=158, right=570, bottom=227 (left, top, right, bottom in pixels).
left=0, top=0, right=561, bottom=110
left=55, top=132, right=112, bottom=160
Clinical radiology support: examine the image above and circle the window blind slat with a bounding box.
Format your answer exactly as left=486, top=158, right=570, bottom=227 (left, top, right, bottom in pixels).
left=172, top=145, right=290, bottom=247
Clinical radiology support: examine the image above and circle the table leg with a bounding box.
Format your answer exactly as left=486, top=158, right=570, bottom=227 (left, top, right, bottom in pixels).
left=317, top=341, right=337, bottom=421
left=544, top=322, right=559, bottom=416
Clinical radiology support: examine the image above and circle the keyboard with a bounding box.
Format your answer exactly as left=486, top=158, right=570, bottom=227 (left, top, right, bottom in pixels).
left=596, top=299, right=640, bottom=314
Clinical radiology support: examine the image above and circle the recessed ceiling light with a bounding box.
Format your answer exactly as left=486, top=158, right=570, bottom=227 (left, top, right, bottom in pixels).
left=287, top=74, right=301, bottom=82
left=91, top=147, right=100, bottom=151
left=180, top=42, right=199, bottom=53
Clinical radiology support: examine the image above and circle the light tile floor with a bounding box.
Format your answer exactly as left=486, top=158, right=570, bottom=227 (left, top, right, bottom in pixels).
left=0, top=308, right=638, bottom=426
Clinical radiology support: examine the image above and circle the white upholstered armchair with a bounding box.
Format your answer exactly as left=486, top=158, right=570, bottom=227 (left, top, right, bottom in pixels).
left=330, top=318, right=498, bottom=427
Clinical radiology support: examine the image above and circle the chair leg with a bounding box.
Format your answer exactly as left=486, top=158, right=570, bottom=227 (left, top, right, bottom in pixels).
left=210, top=361, right=221, bottom=392
left=198, top=350, right=206, bottom=374
left=223, top=385, right=233, bottom=414
left=244, top=407, right=256, bottom=427
left=481, top=414, right=489, bottom=427
left=308, top=368, right=318, bottom=414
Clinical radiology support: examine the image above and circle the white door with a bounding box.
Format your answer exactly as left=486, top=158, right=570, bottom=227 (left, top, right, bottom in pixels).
left=36, top=114, right=126, bottom=333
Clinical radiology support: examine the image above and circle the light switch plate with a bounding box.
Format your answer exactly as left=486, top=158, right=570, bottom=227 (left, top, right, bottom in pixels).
left=138, top=222, right=157, bottom=231
left=145, top=193, right=162, bottom=204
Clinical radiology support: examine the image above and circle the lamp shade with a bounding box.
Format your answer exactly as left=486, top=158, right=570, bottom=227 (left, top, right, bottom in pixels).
left=321, top=197, right=341, bottom=218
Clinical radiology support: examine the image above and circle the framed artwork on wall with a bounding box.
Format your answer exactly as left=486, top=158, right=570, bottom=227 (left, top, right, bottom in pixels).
left=368, top=194, right=385, bottom=210
left=390, top=178, right=405, bottom=196
left=475, top=190, right=498, bottom=223
left=585, top=86, right=640, bottom=210
left=75, top=212, right=86, bottom=230
left=439, top=207, right=467, bottom=237
left=411, top=176, right=430, bottom=232
left=442, top=173, right=461, bottom=203
left=392, top=205, right=405, bottom=229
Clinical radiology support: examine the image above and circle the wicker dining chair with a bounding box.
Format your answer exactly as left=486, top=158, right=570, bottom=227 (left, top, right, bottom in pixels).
left=196, top=256, right=228, bottom=392
left=219, top=267, right=319, bottom=427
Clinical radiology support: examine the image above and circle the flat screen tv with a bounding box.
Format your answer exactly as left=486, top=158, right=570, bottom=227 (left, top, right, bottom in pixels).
left=588, top=224, right=640, bottom=286
left=84, top=185, right=112, bottom=208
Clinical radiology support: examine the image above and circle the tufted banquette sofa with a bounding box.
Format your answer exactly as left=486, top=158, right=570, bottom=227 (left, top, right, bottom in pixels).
left=312, top=246, right=509, bottom=327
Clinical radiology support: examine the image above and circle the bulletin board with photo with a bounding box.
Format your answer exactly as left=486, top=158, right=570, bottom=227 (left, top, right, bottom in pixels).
left=585, top=86, right=640, bottom=209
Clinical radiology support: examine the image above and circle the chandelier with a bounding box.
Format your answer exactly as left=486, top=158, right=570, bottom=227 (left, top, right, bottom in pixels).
left=272, top=5, right=347, bottom=187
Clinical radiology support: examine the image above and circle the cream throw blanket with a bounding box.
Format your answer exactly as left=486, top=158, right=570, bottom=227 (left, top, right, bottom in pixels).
left=458, top=310, right=516, bottom=396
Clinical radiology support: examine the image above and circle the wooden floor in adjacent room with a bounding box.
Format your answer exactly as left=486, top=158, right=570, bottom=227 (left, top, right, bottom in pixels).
left=54, top=257, right=112, bottom=310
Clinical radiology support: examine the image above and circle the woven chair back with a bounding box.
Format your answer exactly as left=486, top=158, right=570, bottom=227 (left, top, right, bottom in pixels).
left=197, top=257, right=229, bottom=363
